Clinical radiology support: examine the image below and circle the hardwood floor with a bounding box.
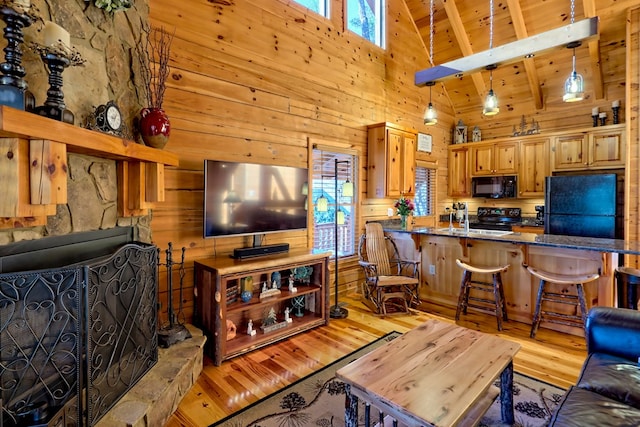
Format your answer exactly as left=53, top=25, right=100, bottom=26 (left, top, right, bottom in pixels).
left=165, top=295, right=586, bottom=427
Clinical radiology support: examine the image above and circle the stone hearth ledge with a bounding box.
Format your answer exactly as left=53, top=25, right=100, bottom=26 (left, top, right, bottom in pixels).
left=95, top=325, right=206, bottom=427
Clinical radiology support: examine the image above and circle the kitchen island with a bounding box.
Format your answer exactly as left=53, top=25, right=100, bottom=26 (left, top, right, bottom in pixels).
left=383, top=225, right=640, bottom=336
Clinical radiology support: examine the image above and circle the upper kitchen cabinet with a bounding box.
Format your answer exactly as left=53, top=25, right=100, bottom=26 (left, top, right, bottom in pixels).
left=448, top=145, right=470, bottom=197
left=552, top=124, right=625, bottom=171
left=470, top=141, right=518, bottom=176
left=367, top=122, right=416, bottom=198
left=518, top=138, right=549, bottom=198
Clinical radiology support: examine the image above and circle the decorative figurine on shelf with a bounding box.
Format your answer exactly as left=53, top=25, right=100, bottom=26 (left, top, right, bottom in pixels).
left=226, top=319, right=236, bottom=341
left=292, top=295, right=305, bottom=317
left=247, top=319, right=256, bottom=336
left=260, top=281, right=281, bottom=300
left=288, top=277, right=297, bottom=294
left=263, top=307, right=277, bottom=327
left=270, top=271, right=281, bottom=289
left=262, top=282, right=267, bottom=293
left=454, top=120, right=467, bottom=144
left=612, top=100, right=620, bottom=124
left=285, top=307, right=292, bottom=323
left=472, top=125, right=481, bottom=142
left=241, top=290, right=252, bottom=303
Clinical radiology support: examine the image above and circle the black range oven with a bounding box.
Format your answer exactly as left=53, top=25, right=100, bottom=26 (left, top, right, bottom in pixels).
left=470, top=207, right=522, bottom=231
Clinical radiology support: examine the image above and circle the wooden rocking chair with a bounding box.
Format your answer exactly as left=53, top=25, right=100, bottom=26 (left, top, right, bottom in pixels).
left=358, top=222, right=420, bottom=315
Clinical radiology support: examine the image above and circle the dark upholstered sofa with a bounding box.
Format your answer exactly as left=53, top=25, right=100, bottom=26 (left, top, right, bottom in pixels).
left=549, top=306, right=640, bottom=426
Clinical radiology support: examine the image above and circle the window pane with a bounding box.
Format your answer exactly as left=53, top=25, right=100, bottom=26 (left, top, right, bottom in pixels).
left=347, top=0, right=385, bottom=47
left=292, top=0, right=329, bottom=18
left=312, top=151, right=356, bottom=257
left=415, top=166, right=435, bottom=216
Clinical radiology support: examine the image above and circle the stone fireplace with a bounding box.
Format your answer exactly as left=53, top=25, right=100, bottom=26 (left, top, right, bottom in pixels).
left=0, top=227, right=158, bottom=426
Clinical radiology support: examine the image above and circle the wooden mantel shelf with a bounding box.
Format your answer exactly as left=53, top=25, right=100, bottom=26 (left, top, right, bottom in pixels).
left=0, top=106, right=179, bottom=227
left=0, top=106, right=179, bottom=166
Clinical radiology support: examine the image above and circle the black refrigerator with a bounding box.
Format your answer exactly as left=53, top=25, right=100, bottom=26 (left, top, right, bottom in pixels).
left=544, top=174, right=619, bottom=239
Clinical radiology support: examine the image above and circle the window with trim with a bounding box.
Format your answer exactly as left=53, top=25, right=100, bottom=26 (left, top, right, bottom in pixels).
left=346, top=0, right=385, bottom=47
left=312, top=150, right=357, bottom=257
left=414, top=165, right=436, bottom=216
left=292, top=0, right=330, bottom=18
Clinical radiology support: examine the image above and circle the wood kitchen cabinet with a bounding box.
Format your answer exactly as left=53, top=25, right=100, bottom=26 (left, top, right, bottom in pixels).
left=367, top=122, right=416, bottom=198
left=448, top=145, right=470, bottom=197
left=552, top=124, right=625, bottom=171
left=518, top=138, right=549, bottom=197
left=470, top=141, right=518, bottom=176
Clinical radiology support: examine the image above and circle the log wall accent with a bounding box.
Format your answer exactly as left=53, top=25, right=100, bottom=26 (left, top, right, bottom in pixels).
left=149, top=0, right=637, bottom=324
left=627, top=7, right=640, bottom=267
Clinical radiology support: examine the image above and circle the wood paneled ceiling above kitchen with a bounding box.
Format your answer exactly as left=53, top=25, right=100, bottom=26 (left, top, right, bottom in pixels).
left=405, top=0, right=632, bottom=117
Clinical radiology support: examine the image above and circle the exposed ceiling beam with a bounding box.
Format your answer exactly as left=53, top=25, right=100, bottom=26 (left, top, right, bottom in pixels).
left=583, top=0, right=604, bottom=100
left=442, top=0, right=487, bottom=102
left=506, top=0, right=544, bottom=110
left=415, top=17, right=599, bottom=86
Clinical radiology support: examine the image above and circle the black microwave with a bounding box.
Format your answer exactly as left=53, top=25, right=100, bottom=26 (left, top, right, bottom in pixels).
left=471, top=176, right=517, bottom=198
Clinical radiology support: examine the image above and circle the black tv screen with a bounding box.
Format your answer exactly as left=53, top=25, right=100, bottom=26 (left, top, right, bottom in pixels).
left=203, top=160, right=309, bottom=238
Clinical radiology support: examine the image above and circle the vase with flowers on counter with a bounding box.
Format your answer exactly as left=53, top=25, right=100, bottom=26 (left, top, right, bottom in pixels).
left=395, top=195, right=414, bottom=230
left=137, top=25, right=174, bottom=149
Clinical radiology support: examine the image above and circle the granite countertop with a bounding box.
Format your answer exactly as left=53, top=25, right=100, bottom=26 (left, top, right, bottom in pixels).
left=383, top=225, right=640, bottom=255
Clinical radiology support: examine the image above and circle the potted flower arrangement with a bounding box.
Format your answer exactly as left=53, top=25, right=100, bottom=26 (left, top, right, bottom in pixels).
left=394, top=195, right=415, bottom=229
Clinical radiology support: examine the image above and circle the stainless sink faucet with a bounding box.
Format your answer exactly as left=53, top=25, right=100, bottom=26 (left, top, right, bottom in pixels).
left=459, top=202, right=469, bottom=233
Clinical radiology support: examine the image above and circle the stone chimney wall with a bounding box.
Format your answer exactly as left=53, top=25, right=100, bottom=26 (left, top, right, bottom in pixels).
left=0, top=0, right=152, bottom=245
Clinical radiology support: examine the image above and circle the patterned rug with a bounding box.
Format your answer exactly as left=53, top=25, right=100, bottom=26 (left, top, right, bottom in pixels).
left=211, top=332, right=565, bottom=427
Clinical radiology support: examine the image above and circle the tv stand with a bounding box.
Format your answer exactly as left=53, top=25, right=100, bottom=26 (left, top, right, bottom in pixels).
left=194, top=249, right=329, bottom=365
left=232, top=243, right=290, bottom=259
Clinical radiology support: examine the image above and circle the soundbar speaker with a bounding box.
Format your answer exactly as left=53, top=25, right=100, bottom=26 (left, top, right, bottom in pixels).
left=232, top=243, right=290, bottom=259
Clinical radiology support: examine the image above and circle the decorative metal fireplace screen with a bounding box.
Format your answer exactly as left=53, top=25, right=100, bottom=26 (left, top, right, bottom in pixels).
left=0, top=236, right=158, bottom=427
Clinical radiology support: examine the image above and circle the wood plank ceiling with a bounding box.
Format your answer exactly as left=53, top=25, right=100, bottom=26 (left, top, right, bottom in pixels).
left=405, top=0, right=633, bottom=119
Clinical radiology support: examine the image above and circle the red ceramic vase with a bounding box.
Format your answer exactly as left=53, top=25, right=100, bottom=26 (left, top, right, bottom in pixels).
left=140, top=107, right=170, bottom=149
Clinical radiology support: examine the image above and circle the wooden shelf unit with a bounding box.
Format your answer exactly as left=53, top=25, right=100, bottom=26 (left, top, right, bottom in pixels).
left=0, top=106, right=179, bottom=225
left=194, top=249, right=330, bottom=366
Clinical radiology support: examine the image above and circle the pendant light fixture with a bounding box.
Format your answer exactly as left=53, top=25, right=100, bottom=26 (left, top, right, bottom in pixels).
left=423, top=0, right=437, bottom=126
left=316, top=151, right=328, bottom=212
left=563, top=0, right=584, bottom=102
left=483, top=0, right=499, bottom=116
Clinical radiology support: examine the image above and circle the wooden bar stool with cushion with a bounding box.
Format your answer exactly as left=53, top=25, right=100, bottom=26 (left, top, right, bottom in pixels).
left=527, top=266, right=600, bottom=338
left=615, top=267, right=640, bottom=310
left=455, top=259, right=510, bottom=331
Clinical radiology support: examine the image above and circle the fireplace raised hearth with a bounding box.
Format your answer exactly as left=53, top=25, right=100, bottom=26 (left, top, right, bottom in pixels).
left=0, top=227, right=158, bottom=427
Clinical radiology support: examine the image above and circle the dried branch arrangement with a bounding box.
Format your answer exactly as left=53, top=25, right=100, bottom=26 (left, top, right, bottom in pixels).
left=137, top=25, right=174, bottom=109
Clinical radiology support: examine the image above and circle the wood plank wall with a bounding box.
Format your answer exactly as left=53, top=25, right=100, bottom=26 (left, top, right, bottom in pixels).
left=627, top=7, right=640, bottom=267
left=148, top=0, right=456, bottom=323
left=148, top=0, right=637, bottom=325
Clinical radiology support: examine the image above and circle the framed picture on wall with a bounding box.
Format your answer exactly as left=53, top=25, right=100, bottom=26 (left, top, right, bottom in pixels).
left=417, top=133, right=432, bottom=153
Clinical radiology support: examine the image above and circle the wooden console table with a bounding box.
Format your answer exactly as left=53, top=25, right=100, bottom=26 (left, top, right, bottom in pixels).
left=194, top=249, right=329, bottom=366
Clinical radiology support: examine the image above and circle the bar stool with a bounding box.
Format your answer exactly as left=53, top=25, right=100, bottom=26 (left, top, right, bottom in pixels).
left=455, top=259, right=510, bottom=331
left=616, top=267, right=640, bottom=310
left=527, top=266, right=599, bottom=338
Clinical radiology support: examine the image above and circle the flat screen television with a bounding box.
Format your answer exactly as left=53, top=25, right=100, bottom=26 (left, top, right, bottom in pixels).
left=203, top=159, right=309, bottom=238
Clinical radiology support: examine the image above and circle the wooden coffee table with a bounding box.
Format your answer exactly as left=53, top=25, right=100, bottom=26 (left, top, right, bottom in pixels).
left=336, top=319, right=521, bottom=426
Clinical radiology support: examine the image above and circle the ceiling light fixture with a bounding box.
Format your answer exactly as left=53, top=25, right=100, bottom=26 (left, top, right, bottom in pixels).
left=563, top=0, right=584, bottom=102
left=424, top=0, right=437, bottom=126
left=483, top=0, right=499, bottom=116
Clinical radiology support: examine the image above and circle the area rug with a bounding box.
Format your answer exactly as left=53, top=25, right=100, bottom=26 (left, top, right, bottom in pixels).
left=211, top=332, right=565, bottom=427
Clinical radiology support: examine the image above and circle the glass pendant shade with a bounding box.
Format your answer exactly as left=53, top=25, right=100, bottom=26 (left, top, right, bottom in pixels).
left=563, top=67, right=584, bottom=102
left=424, top=102, right=438, bottom=125
left=342, top=180, right=353, bottom=197
left=483, top=89, right=499, bottom=116
left=317, top=195, right=328, bottom=212
left=337, top=210, right=345, bottom=225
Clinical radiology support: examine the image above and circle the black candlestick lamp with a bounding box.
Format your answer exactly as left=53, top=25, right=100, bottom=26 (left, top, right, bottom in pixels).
left=33, top=52, right=74, bottom=124
left=0, top=5, right=35, bottom=110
